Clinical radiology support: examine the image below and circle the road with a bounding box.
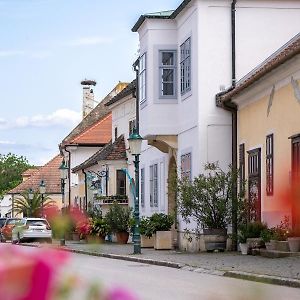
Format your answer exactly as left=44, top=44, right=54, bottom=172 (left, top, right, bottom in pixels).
left=60, top=252, right=300, bottom=300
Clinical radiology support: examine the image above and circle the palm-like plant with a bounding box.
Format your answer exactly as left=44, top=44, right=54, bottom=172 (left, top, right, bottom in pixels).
left=13, top=190, right=55, bottom=217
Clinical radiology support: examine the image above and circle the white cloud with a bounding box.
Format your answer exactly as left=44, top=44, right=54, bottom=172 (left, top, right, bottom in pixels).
left=0, top=140, right=15, bottom=145
left=0, top=50, right=25, bottom=57
left=68, top=36, right=114, bottom=47
left=0, top=109, right=81, bottom=129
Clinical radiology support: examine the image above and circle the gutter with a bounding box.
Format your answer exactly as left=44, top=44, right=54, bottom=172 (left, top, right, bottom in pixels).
left=82, top=169, right=88, bottom=211
left=231, top=0, right=237, bottom=87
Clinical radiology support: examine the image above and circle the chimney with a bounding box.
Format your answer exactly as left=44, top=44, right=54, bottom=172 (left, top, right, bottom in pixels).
left=81, top=79, right=97, bottom=118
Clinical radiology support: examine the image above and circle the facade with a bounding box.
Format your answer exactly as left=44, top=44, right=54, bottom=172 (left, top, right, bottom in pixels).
left=7, top=155, right=63, bottom=216
left=72, top=81, right=136, bottom=214
left=59, top=82, right=127, bottom=209
left=217, top=34, right=300, bottom=230
left=132, top=0, right=300, bottom=250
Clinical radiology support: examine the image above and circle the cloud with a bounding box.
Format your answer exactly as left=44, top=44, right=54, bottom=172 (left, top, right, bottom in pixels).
left=0, top=109, right=81, bottom=130
left=68, top=36, right=114, bottom=47
left=0, top=50, right=25, bottom=57
left=0, top=140, right=15, bottom=145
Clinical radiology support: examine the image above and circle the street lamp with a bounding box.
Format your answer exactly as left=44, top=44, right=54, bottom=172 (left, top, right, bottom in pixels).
left=128, top=130, right=143, bottom=254
left=28, top=188, right=34, bottom=200
left=59, top=160, right=68, bottom=246
left=39, top=180, right=46, bottom=217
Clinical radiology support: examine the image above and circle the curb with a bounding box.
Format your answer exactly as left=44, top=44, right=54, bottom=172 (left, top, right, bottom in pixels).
left=224, top=271, right=300, bottom=288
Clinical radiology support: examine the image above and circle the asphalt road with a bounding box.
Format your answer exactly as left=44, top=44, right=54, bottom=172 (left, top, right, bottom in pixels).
left=61, top=252, right=300, bottom=300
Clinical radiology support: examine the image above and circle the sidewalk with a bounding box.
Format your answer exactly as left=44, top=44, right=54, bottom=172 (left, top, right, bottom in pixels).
left=55, top=240, right=300, bottom=288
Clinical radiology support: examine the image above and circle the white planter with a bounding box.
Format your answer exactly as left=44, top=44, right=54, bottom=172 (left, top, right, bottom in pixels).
left=239, top=243, right=249, bottom=255
left=288, top=237, right=300, bottom=252
left=154, top=231, right=172, bottom=250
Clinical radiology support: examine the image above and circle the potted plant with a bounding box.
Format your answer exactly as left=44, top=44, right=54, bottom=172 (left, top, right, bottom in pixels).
left=140, top=217, right=155, bottom=248
left=105, top=202, right=133, bottom=244
left=177, top=163, right=240, bottom=251
left=260, top=228, right=275, bottom=250
left=271, top=216, right=291, bottom=251
left=287, top=229, right=300, bottom=252
left=88, top=217, right=109, bottom=243
left=238, top=224, right=249, bottom=255
left=148, top=213, right=173, bottom=250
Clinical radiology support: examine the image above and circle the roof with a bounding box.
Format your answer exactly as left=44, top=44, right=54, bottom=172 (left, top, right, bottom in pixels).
left=132, top=0, right=192, bottom=32
left=60, top=82, right=128, bottom=147
left=70, top=113, right=112, bottom=145
left=105, top=80, right=136, bottom=107
left=22, top=168, right=40, bottom=177
left=8, top=155, right=63, bottom=195
left=72, top=135, right=126, bottom=172
left=216, top=33, right=300, bottom=105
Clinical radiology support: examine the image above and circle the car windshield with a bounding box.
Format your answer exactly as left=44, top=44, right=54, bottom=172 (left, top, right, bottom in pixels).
left=6, top=219, right=19, bottom=225
left=0, top=219, right=6, bottom=228
left=26, top=220, right=49, bottom=227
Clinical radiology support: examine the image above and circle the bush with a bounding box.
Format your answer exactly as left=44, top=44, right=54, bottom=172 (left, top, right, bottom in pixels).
left=149, top=213, right=173, bottom=233
left=139, top=217, right=153, bottom=238
left=105, top=202, right=133, bottom=233
left=91, top=218, right=109, bottom=237
left=177, top=163, right=242, bottom=230
left=238, top=222, right=268, bottom=243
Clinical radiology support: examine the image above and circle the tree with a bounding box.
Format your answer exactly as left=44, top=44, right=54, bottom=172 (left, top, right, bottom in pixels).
left=0, top=153, right=32, bottom=198
left=13, top=191, right=55, bottom=217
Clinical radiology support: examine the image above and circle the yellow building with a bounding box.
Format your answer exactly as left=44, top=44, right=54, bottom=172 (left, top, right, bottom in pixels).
left=217, top=33, right=300, bottom=230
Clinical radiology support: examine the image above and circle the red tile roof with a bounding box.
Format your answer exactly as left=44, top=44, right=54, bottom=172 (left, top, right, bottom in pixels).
left=70, top=113, right=112, bottom=145
left=8, top=155, right=63, bottom=194
left=72, top=135, right=126, bottom=172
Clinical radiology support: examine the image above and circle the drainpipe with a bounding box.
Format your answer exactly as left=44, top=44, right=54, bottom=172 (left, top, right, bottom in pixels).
left=82, top=169, right=88, bottom=211
left=231, top=0, right=237, bottom=87
left=133, top=58, right=139, bottom=132
left=64, top=146, right=72, bottom=208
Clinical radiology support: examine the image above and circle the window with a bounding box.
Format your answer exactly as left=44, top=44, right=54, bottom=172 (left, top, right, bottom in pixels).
left=129, top=119, right=136, bottom=135
left=239, top=144, right=245, bottom=193
left=150, top=164, right=158, bottom=207
left=141, top=168, right=145, bottom=208
left=159, top=51, right=176, bottom=97
left=114, top=127, right=118, bottom=140
left=180, top=38, right=191, bottom=95
left=116, top=170, right=126, bottom=195
left=139, top=53, right=146, bottom=103
left=266, top=134, right=274, bottom=196
left=181, top=153, right=191, bottom=181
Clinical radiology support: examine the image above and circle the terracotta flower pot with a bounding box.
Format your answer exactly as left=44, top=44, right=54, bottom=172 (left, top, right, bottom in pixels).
left=116, top=232, right=129, bottom=244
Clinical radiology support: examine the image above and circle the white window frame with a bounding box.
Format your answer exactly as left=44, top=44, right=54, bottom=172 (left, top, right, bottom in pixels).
left=141, top=167, right=145, bottom=208
left=181, top=152, right=192, bottom=181
left=159, top=50, right=177, bottom=98
left=139, top=53, right=146, bottom=104
left=150, top=164, right=158, bottom=208
left=180, top=37, right=191, bottom=95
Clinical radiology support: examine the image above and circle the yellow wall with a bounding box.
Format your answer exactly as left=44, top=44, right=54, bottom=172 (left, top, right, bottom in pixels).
left=238, top=81, right=300, bottom=227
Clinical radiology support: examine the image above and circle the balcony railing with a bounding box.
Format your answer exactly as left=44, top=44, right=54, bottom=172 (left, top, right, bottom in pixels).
left=94, top=195, right=128, bottom=205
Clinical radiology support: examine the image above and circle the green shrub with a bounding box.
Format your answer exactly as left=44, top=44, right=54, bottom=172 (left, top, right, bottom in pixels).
left=149, top=213, right=173, bottom=232
left=238, top=221, right=268, bottom=243
left=139, top=217, right=154, bottom=237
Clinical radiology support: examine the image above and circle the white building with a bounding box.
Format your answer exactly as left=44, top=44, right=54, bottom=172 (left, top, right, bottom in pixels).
left=132, top=0, right=300, bottom=251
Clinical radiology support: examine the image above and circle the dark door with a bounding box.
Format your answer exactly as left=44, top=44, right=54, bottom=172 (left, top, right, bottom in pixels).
left=248, top=148, right=261, bottom=222
left=291, top=136, right=300, bottom=232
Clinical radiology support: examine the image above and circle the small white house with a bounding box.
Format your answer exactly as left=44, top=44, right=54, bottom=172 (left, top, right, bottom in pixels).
left=132, top=0, right=300, bottom=251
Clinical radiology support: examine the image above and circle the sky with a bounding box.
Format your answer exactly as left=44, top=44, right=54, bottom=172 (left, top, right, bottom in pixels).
left=0, top=0, right=182, bottom=166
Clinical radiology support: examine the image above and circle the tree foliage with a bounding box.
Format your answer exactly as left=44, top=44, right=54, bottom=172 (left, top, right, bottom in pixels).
left=13, top=191, right=55, bottom=217
left=0, top=153, right=32, bottom=198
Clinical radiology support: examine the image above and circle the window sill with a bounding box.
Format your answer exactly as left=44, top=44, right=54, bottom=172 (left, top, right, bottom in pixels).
left=181, top=89, right=192, bottom=101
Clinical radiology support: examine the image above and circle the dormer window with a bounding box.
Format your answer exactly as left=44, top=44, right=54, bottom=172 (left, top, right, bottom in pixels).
left=159, top=50, right=177, bottom=98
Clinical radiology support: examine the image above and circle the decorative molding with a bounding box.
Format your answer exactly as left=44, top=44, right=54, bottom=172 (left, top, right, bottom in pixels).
left=267, top=85, right=275, bottom=117
left=291, top=76, right=300, bottom=103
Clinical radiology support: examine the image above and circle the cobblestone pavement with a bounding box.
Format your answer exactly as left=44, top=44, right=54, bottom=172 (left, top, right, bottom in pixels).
left=62, top=241, right=300, bottom=280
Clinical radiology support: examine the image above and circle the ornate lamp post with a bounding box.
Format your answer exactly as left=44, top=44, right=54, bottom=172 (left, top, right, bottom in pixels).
left=59, top=160, right=68, bottom=246
left=128, top=130, right=143, bottom=254
left=28, top=188, right=34, bottom=217
left=39, top=180, right=46, bottom=217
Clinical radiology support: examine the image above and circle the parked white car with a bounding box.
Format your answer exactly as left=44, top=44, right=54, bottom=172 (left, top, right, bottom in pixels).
left=12, top=218, right=52, bottom=244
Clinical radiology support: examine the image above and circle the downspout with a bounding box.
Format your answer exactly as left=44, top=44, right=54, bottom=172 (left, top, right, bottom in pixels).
left=229, top=0, right=238, bottom=250
left=231, top=0, right=237, bottom=87
left=82, top=169, right=88, bottom=211
left=133, top=58, right=139, bottom=132
left=64, top=146, right=72, bottom=208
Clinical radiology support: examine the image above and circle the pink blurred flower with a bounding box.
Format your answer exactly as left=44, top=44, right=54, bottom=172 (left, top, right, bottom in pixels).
left=106, top=287, right=138, bottom=300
